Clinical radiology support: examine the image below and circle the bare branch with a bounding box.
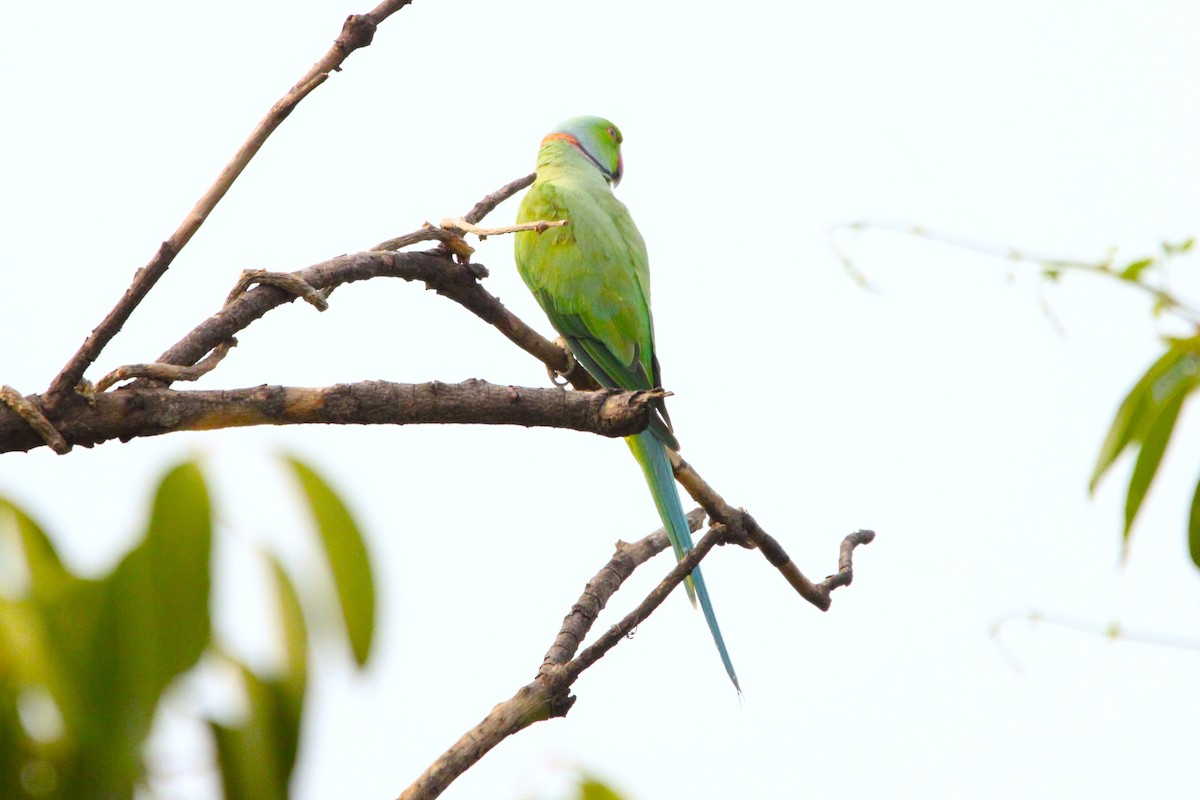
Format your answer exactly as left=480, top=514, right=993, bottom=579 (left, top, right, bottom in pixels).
left=398, top=510, right=705, bottom=800
left=439, top=216, right=568, bottom=240
left=226, top=270, right=330, bottom=311
left=828, top=220, right=1200, bottom=325
left=461, top=172, right=536, bottom=225
left=44, top=2, right=416, bottom=406
left=94, top=341, right=237, bottom=394
left=540, top=509, right=707, bottom=671
left=399, top=506, right=873, bottom=800
left=0, top=381, right=661, bottom=455
left=120, top=176, right=592, bottom=392
left=669, top=450, right=874, bottom=610
left=371, top=223, right=471, bottom=255
left=126, top=249, right=587, bottom=393
left=563, top=519, right=725, bottom=680
left=372, top=174, right=537, bottom=253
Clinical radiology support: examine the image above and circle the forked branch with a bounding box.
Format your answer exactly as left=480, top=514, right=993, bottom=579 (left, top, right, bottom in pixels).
left=398, top=514, right=871, bottom=800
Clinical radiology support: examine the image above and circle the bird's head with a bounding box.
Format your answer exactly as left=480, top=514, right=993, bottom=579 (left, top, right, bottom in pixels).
left=541, top=116, right=624, bottom=186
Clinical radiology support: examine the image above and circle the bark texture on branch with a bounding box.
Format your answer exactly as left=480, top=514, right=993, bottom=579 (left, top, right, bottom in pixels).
left=0, top=381, right=659, bottom=455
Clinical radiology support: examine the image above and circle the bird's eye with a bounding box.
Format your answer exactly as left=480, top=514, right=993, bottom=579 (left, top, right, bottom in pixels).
left=607, top=127, right=618, bottom=141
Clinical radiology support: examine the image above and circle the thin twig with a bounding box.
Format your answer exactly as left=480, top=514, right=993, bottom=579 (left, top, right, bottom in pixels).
left=371, top=223, right=472, bottom=255
left=94, top=341, right=237, bottom=394
left=828, top=220, right=1200, bottom=325
left=669, top=450, right=873, bottom=611
left=992, top=609, right=1200, bottom=659
left=372, top=174, right=537, bottom=253
left=130, top=176, right=595, bottom=391
left=225, top=270, right=329, bottom=310
left=461, top=173, right=536, bottom=224
left=44, top=2, right=415, bottom=406
left=539, top=509, right=707, bottom=672
left=439, top=216, right=568, bottom=240
left=564, top=523, right=725, bottom=679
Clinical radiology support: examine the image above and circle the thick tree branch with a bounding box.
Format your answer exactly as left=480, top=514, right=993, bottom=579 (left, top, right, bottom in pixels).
left=44, top=2, right=415, bottom=406
left=0, top=381, right=660, bottom=455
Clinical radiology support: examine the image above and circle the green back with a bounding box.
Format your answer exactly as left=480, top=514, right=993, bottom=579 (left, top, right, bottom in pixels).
left=515, top=138, right=677, bottom=449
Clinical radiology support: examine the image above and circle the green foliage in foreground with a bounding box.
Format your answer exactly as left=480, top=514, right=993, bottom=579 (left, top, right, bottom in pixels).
left=0, top=456, right=376, bottom=800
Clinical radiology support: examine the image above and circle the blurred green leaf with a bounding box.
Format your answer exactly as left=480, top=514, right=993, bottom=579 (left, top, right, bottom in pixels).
left=1189, top=476, right=1200, bottom=571
left=137, top=460, right=213, bottom=684
left=0, top=498, right=77, bottom=715
left=1163, top=237, right=1195, bottom=255
left=0, top=498, right=69, bottom=602
left=285, top=456, right=375, bottom=667
left=1123, top=382, right=1188, bottom=541
left=578, top=775, right=627, bottom=800
left=211, top=541, right=310, bottom=800
left=211, top=664, right=294, bottom=800
left=1091, top=337, right=1200, bottom=492
left=269, top=555, right=307, bottom=777
left=1118, top=258, right=1155, bottom=281
left=54, top=460, right=213, bottom=798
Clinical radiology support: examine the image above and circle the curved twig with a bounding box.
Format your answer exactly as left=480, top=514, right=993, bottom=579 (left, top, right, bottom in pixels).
left=226, top=270, right=330, bottom=311
left=94, top=341, right=238, bottom=394
left=669, top=450, right=873, bottom=610
left=126, top=249, right=589, bottom=393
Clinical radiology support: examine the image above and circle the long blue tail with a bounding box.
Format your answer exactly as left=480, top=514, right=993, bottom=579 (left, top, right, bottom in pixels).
left=626, top=431, right=740, bottom=692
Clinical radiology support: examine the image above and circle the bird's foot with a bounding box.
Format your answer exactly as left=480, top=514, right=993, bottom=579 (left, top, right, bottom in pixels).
left=546, top=338, right=575, bottom=387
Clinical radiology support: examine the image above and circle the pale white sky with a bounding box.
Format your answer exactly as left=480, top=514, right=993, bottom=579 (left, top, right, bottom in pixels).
left=3, top=2, right=1200, bottom=799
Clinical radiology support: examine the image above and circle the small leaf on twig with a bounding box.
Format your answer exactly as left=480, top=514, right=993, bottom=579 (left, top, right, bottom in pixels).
left=1118, top=258, right=1155, bottom=281
left=1163, top=237, right=1195, bottom=256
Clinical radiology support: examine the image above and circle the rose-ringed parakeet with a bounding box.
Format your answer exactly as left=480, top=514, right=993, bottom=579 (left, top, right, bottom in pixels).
left=514, top=116, right=739, bottom=691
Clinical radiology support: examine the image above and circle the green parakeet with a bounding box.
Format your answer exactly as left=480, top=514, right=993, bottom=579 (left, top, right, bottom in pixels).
left=514, top=116, right=739, bottom=691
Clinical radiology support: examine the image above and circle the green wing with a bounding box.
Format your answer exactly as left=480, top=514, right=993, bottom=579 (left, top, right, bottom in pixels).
left=515, top=178, right=677, bottom=449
